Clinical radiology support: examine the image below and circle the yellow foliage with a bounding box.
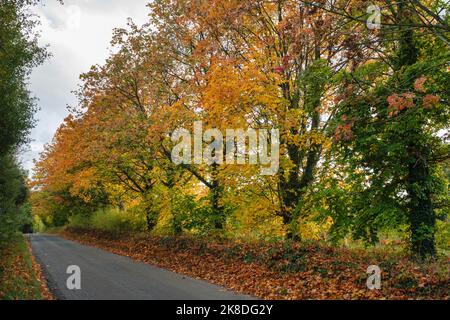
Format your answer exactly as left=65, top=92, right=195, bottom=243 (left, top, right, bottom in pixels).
left=298, top=217, right=334, bottom=241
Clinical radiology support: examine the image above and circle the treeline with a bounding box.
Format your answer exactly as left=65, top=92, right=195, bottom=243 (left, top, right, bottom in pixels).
left=32, top=0, right=449, bottom=258
left=0, top=0, right=49, bottom=242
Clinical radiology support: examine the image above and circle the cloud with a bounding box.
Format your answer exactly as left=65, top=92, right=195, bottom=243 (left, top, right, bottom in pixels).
left=21, top=0, right=150, bottom=174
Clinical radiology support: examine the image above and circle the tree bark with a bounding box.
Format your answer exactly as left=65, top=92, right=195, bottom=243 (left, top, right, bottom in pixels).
left=211, top=163, right=224, bottom=230
left=396, top=2, right=436, bottom=257
left=407, top=145, right=436, bottom=258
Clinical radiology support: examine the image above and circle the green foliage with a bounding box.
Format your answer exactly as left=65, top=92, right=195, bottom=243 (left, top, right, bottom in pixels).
left=0, top=0, right=51, bottom=244
left=170, top=193, right=220, bottom=236
left=68, top=207, right=147, bottom=234
left=32, top=215, right=45, bottom=233
left=332, top=25, right=449, bottom=256
left=67, top=213, right=91, bottom=229
left=91, top=208, right=146, bottom=233
left=0, top=155, right=32, bottom=243
left=299, top=59, right=333, bottom=113
left=0, top=0, right=49, bottom=154
left=436, top=219, right=450, bottom=254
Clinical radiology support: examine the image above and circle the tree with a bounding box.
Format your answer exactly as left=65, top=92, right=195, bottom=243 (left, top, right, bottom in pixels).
left=0, top=155, right=32, bottom=241
left=31, top=0, right=449, bottom=254
left=0, top=0, right=58, bottom=242
left=0, top=0, right=50, bottom=154
left=333, top=1, right=449, bottom=257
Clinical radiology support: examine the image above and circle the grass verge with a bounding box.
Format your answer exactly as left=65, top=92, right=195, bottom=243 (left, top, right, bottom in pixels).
left=0, top=234, right=53, bottom=300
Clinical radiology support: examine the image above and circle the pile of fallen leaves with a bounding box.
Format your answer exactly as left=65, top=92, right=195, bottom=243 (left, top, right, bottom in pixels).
left=62, top=227, right=449, bottom=300
left=0, top=235, right=53, bottom=300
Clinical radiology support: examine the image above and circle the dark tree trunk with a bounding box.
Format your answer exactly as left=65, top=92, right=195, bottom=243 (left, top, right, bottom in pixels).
left=279, top=143, right=320, bottom=239
left=407, top=145, right=436, bottom=258
left=172, top=220, right=183, bottom=236
left=211, top=163, right=224, bottom=230
left=278, top=42, right=323, bottom=239
left=165, top=167, right=183, bottom=236
left=397, top=3, right=436, bottom=257
left=146, top=212, right=156, bottom=232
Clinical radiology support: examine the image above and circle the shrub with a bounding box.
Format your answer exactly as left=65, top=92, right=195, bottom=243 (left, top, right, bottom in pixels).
left=32, top=216, right=46, bottom=233
left=436, top=219, right=450, bottom=254
left=67, top=214, right=91, bottom=229
left=90, top=208, right=146, bottom=234
left=67, top=207, right=147, bottom=234
left=0, top=155, right=31, bottom=243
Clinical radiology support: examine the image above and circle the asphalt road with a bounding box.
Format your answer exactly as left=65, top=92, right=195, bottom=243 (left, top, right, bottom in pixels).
left=28, top=234, right=254, bottom=300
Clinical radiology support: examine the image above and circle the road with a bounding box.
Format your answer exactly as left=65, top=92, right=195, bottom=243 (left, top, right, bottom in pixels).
left=28, top=234, right=254, bottom=300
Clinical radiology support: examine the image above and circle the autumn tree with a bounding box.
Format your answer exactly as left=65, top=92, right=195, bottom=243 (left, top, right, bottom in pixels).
left=168, top=0, right=378, bottom=238
left=31, top=0, right=449, bottom=253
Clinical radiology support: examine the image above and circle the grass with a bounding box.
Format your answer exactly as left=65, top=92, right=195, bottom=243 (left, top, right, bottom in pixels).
left=0, top=234, right=49, bottom=300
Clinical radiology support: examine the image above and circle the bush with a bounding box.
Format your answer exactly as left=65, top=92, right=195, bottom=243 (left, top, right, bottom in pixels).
left=68, top=207, right=147, bottom=234
left=0, top=155, right=31, bottom=243
left=436, top=219, right=450, bottom=254
left=32, top=216, right=46, bottom=233
left=171, top=193, right=218, bottom=237
left=67, top=214, right=91, bottom=229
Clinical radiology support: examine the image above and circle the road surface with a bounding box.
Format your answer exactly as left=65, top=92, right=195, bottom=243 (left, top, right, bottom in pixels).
left=28, top=234, right=254, bottom=300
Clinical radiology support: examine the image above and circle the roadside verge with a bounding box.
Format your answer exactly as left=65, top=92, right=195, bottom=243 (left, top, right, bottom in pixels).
left=0, top=234, right=53, bottom=300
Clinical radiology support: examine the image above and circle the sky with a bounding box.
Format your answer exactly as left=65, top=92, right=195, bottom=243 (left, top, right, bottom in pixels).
left=21, top=0, right=150, bottom=175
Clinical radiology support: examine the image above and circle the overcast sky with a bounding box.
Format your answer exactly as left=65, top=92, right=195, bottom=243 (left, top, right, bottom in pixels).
left=21, top=0, right=150, bottom=174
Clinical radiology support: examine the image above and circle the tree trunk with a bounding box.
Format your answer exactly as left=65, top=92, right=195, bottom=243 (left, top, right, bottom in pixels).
left=407, top=146, right=436, bottom=258
left=146, top=211, right=156, bottom=232
left=277, top=39, right=324, bottom=239
left=211, top=163, right=224, bottom=230
left=397, top=3, right=436, bottom=257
